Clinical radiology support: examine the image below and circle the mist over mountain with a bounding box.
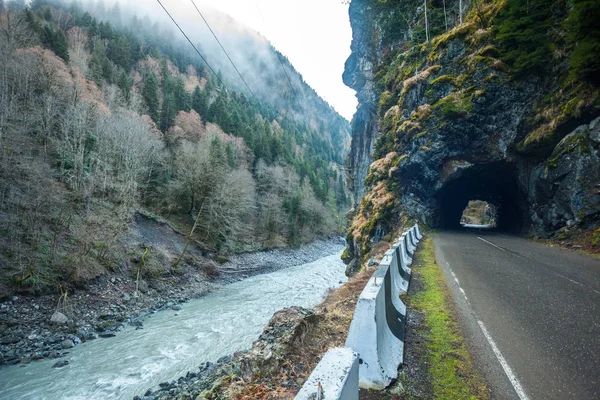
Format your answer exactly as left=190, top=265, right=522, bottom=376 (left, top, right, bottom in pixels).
left=79, top=0, right=351, bottom=155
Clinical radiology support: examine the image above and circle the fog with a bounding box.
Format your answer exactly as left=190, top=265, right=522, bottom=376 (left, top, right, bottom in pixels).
left=72, top=0, right=351, bottom=123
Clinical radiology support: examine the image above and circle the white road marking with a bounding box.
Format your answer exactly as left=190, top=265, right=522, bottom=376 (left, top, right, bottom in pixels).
left=477, top=321, right=531, bottom=400
left=448, top=267, right=468, bottom=301
left=477, top=237, right=506, bottom=252
left=555, top=273, right=584, bottom=287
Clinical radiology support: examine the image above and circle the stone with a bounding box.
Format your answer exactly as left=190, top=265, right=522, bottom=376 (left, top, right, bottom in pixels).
left=123, top=293, right=131, bottom=302
left=60, top=339, right=74, bottom=349
left=50, top=311, right=68, bottom=325
left=1, top=335, right=21, bottom=345
left=52, top=360, right=69, bottom=368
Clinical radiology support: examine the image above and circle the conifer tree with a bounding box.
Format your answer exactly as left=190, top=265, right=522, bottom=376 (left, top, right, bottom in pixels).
left=142, top=72, right=160, bottom=124
left=192, top=85, right=208, bottom=117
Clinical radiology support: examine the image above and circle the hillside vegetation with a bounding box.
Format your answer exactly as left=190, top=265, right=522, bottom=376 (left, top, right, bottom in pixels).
left=0, top=0, right=351, bottom=297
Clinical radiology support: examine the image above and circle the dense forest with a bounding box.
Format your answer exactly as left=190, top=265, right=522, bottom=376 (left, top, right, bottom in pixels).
left=0, top=0, right=352, bottom=296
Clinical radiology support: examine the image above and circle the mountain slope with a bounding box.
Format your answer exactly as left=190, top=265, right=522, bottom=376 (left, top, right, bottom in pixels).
left=0, top=0, right=351, bottom=296
left=343, top=0, right=600, bottom=264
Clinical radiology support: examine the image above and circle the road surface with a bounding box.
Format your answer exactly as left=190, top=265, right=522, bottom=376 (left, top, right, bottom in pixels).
left=434, top=230, right=600, bottom=400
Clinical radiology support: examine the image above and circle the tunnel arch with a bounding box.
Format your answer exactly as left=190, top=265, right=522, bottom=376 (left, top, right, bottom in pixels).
left=433, top=161, right=528, bottom=231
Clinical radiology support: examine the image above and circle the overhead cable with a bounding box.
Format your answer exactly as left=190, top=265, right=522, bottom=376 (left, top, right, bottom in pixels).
left=190, top=0, right=258, bottom=101
left=155, top=0, right=229, bottom=91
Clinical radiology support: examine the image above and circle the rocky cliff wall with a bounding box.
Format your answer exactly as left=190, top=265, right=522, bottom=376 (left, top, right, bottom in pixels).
left=343, top=0, right=600, bottom=264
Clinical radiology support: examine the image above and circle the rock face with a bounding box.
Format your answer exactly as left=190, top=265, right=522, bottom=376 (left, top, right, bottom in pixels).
left=343, top=2, right=382, bottom=206
left=344, top=0, right=600, bottom=261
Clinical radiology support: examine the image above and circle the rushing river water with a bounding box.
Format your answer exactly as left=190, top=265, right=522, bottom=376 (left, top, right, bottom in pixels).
left=0, top=251, right=347, bottom=400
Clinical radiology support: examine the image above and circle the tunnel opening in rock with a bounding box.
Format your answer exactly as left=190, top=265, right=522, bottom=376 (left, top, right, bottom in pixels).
left=435, top=162, right=527, bottom=231
left=460, top=200, right=497, bottom=227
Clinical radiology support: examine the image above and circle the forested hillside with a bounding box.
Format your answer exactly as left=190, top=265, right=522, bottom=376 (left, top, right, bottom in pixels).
left=0, top=0, right=351, bottom=296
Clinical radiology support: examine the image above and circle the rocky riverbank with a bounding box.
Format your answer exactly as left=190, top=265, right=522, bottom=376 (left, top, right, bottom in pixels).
left=135, top=306, right=317, bottom=400
left=0, top=237, right=344, bottom=368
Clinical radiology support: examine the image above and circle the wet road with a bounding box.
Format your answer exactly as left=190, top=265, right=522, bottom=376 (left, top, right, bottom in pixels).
left=434, top=231, right=600, bottom=400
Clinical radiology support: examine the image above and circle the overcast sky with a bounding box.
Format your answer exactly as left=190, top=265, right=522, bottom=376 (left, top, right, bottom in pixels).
left=180, top=0, right=358, bottom=121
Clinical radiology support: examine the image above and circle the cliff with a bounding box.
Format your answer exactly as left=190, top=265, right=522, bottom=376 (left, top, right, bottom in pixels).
left=344, top=0, right=600, bottom=264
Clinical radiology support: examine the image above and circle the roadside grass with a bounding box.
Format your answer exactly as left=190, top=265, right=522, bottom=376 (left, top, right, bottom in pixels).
left=406, top=236, right=488, bottom=399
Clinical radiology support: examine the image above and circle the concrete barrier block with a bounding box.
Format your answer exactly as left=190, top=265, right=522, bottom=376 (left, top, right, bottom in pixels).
left=414, top=223, right=423, bottom=240
left=392, top=243, right=412, bottom=286
left=384, top=248, right=409, bottom=295
left=403, top=232, right=416, bottom=256
left=398, top=236, right=413, bottom=265
left=345, top=262, right=405, bottom=390
left=408, top=228, right=418, bottom=247
left=295, top=347, right=359, bottom=400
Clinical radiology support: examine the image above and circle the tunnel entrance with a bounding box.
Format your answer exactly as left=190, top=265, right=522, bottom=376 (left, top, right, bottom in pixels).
left=460, top=200, right=497, bottom=227
left=434, top=161, right=527, bottom=232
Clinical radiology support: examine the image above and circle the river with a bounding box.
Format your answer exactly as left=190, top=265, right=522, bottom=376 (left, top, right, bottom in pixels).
left=0, top=251, right=347, bottom=400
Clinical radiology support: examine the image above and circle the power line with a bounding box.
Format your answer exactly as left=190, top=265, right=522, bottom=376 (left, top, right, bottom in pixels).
left=155, top=0, right=229, bottom=92
left=253, top=0, right=303, bottom=111
left=190, top=0, right=258, bottom=101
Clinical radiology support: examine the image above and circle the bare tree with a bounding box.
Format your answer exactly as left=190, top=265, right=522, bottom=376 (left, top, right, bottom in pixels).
left=424, top=0, right=430, bottom=42
left=67, top=26, right=89, bottom=76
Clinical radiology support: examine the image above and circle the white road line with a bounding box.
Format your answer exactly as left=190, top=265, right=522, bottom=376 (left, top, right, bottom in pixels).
left=477, top=237, right=506, bottom=252
left=477, top=321, right=530, bottom=400
left=448, top=267, right=468, bottom=301
left=555, top=273, right=584, bottom=287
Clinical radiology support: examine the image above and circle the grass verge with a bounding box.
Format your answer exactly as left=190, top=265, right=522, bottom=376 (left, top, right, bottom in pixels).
left=404, top=236, right=488, bottom=399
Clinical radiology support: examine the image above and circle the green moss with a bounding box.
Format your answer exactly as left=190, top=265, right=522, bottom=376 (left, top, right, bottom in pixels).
left=215, top=255, right=229, bottom=264
left=378, top=91, right=396, bottom=116
left=433, top=89, right=474, bottom=119
left=590, top=228, right=600, bottom=248
left=395, top=154, right=410, bottom=165
left=483, top=73, right=499, bottom=83
left=431, top=22, right=475, bottom=51
left=558, top=97, right=582, bottom=123
left=546, top=130, right=590, bottom=167
left=556, top=232, right=569, bottom=240
left=406, top=238, right=489, bottom=399
left=477, top=44, right=501, bottom=58
left=431, top=74, right=456, bottom=86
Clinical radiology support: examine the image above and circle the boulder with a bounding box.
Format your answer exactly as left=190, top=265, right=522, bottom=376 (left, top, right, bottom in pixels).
left=52, top=360, right=69, bottom=368
left=50, top=311, right=68, bottom=325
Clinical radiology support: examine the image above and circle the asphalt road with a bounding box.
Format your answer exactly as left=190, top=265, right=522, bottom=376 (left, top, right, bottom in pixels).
left=434, top=230, right=600, bottom=400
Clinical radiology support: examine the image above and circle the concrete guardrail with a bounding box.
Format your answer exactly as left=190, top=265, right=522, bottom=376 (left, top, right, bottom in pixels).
left=294, top=347, right=359, bottom=400
left=344, top=257, right=406, bottom=389
left=296, top=225, right=423, bottom=395
left=404, top=230, right=416, bottom=255
left=389, top=241, right=412, bottom=294
left=399, top=233, right=413, bottom=265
